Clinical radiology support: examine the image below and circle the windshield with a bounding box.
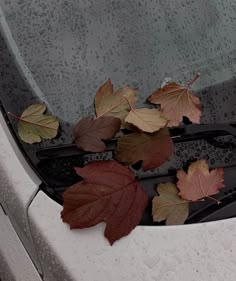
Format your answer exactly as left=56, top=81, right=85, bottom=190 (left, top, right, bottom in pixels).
left=0, top=0, right=236, bottom=124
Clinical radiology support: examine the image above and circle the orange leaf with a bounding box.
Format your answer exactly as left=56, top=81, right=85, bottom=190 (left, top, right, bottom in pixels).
left=177, top=160, right=225, bottom=203
left=125, top=108, right=167, bottom=133
left=148, top=74, right=201, bottom=127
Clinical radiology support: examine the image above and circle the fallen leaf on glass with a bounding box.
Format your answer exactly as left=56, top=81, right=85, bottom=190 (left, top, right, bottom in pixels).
left=8, top=104, right=59, bottom=144
left=152, top=183, right=189, bottom=225
left=61, top=160, right=148, bottom=245
left=115, top=128, right=174, bottom=171
left=148, top=73, right=201, bottom=127
left=125, top=107, right=167, bottom=133
left=73, top=116, right=121, bottom=152
left=177, top=160, right=225, bottom=203
left=95, top=79, right=138, bottom=123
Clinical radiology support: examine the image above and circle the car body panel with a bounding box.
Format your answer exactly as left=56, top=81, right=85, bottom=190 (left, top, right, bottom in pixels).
left=0, top=205, right=42, bottom=281
left=29, top=190, right=236, bottom=281
left=0, top=111, right=42, bottom=274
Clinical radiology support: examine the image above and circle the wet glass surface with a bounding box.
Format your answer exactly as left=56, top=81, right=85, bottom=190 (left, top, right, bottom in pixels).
left=0, top=0, right=236, bottom=123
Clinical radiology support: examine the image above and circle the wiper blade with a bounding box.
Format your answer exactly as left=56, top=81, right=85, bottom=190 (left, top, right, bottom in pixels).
left=36, top=123, right=236, bottom=160
left=172, top=123, right=236, bottom=140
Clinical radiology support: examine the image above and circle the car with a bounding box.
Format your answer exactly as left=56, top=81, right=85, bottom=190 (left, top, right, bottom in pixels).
left=1, top=1, right=236, bottom=280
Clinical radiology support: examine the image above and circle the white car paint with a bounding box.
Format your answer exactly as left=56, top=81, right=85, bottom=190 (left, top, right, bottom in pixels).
left=29, top=191, right=236, bottom=281
left=0, top=111, right=42, bottom=275
left=0, top=204, right=42, bottom=281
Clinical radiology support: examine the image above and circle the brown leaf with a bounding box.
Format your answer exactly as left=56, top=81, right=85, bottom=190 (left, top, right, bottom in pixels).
left=73, top=116, right=121, bottom=152
left=125, top=107, right=167, bottom=133
left=148, top=75, right=201, bottom=127
left=152, top=183, right=189, bottom=225
left=115, top=128, right=174, bottom=171
left=61, top=160, right=148, bottom=245
left=95, top=79, right=137, bottom=123
left=177, top=160, right=225, bottom=202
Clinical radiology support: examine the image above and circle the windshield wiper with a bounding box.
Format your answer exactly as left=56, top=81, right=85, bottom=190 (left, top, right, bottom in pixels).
left=36, top=123, right=236, bottom=160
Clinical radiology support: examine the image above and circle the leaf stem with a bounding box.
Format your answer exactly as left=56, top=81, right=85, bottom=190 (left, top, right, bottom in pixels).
left=124, top=96, right=135, bottom=111
left=186, top=72, right=200, bottom=89
left=8, top=112, right=21, bottom=120
left=8, top=112, right=58, bottom=130
left=206, top=196, right=221, bottom=204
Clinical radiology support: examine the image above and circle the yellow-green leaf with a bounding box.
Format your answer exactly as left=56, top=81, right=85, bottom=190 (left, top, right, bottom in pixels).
left=152, top=183, right=189, bottom=225
left=15, top=104, right=59, bottom=144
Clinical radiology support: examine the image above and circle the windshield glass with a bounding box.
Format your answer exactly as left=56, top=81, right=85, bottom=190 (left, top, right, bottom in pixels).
left=1, top=0, right=236, bottom=124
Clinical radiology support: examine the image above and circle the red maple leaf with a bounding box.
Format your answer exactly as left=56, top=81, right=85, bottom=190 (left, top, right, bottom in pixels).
left=61, top=160, right=148, bottom=245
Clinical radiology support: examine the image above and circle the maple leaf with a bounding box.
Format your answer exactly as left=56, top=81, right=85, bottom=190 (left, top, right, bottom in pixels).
left=177, top=160, right=225, bottom=203
left=115, top=128, right=174, bottom=171
left=148, top=73, right=202, bottom=127
left=95, top=79, right=138, bottom=122
left=73, top=116, right=121, bottom=152
left=125, top=106, right=167, bottom=133
left=61, top=160, right=148, bottom=245
left=8, top=104, right=59, bottom=144
left=152, top=183, right=189, bottom=225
